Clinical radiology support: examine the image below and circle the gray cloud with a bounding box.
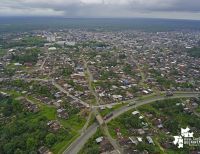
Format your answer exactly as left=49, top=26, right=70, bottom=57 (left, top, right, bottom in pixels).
left=0, top=0, right=200, bottom=19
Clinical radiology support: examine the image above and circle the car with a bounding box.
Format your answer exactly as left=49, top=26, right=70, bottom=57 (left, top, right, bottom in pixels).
left=103, top=113, right=113, bottom=120
left=166, top=91, right=173, bottom=96
left=128, top=102, right=136, bottom=106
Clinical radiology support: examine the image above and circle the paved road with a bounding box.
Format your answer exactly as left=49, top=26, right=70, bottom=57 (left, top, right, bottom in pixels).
left=83, top=58, right=122, bottom=153
left=63, top=93, right=199, bottom=154
left=63, top=122, right=98, bottom=154
left=106, top=93, right=200, bottom=123
left=40, top=46, right=49, bottom=70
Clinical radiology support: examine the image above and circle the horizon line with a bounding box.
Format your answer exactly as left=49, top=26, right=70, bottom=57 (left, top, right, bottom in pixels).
left=0, top=16, right=200, bottom=22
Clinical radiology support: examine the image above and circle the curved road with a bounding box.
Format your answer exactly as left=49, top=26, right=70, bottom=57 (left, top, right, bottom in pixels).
left=63, top=92, right=200, bottom=154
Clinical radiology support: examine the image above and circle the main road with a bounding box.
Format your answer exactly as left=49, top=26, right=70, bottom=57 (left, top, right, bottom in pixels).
left=63, top=92, right=200, bottom=154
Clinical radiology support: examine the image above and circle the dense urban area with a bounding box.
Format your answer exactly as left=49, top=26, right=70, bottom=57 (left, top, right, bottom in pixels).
left=1, top=25, right=200, bottom=154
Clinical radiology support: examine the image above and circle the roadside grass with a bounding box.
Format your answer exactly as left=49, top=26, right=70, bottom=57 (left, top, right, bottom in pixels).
left=52, top=131, right=79, bottom=154
left=107, top=119, right=129, bottom=139
left=100, top=103, right=125, bottom=117
left=107, top=109, right=135, bottom=139
left=196, top=107, right=200, bottom=113
left=40, top=106, right=57, bottom=120
left=138, top=92, right=165, bottom=101
left=2, top=90, right=22, bottom=98
left=78, top=128, right=103, bottom=154
left=87, top=112, right=96, bottom=128
left=59, top=114, right=86, bottom=131
left=138, top=103, right=160, bottom=116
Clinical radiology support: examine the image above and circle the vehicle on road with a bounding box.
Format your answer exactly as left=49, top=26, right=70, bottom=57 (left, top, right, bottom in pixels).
left=127, top=102, right=136, bottom=106
left=166, top=91, right=174, bottom=97
left=103, top=113, right=113, bottom=120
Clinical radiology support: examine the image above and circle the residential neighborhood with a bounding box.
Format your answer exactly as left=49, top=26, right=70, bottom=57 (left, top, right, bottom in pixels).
left=0, top=21, right=200, bottom=154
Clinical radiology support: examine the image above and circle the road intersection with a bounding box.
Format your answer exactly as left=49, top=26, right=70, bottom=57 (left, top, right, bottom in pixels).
left=63, top=92, right=200, bottom=154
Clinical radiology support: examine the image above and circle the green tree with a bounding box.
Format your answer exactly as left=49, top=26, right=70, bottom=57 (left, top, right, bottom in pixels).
left=26, top=138, right=37, bottom=151
left=164, top=119, right=179, bottom=134
left=3, top=143, right=14, bottom=154
left=45, top=133, right=56, bottom=146
left=3, top=104, right=13, bottom=117
left=14, top=149, right=23, bottom=154
left=86, top=146, right=99, bottom=154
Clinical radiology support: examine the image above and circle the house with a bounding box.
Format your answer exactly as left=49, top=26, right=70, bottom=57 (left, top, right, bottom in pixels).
left=157, top=124, right=163, bottom=129
left=146, top=136, right=154, bottom=145
left=47, top=120, right=61, bottom=132
left=21, top=99, right=39, bottom=113
left=14, top=63, right=22, bottom=66
left=47, top=35, right=56, bottom=42
left=100, top=138, right=114, bottom=153
left=71, top=72, right=85, bottom=80
left=132, top=111, right=140, bottom=115
left=65, top=41, right=76, bottom=46
left=0, top=92, right=10, bottom=98
left=38, top=146, right=52, bottom=154
left=129, top=137, right=138, bottom=145
left=48, top=47, right=57, bottom=51
left=57, top=108, right=69, bottom=119
left=96, top=136, right=104, bottom=143
left=137, top=137, right=143, bottom=142
left=137, top=129, right=145, bottom=135
left=112, top=95, right=123, bottom=101
left=142, top=90, right=149, bottom=95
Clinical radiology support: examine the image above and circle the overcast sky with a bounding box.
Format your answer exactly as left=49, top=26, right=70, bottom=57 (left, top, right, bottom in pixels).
left=1, top=0, right=200, bottom=20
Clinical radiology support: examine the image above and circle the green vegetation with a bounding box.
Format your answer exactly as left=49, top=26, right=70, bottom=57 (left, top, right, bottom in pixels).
left=106, top=98, right=200, bottom=153
left=81, top=41, right=108, bottom=48
left=136, top=142, right=161, bottom=154
left=11, top=48, right=41, bottom=64
left=100, top=103, right=125, bottom=117
left=0, top=48, right=6, bottom=56
left=100, top=70, right=117, bottom=80
left=3, top=67, right=16, bottom=77
left=108, top=109, right=144, bottom=138
left=2, top=80, right=57, bottom=99
left=156, top=76, right=173, bottom=89
left=3, top=36, right=46, bottom=48
left=31, top=83, right=56, bottom=99
left=66, top=79, right=85, bottom=92
left=60, top=114, right=86, bottom=131
left=118, top=53, right=126, bottom=59
left=0, top=97, right=71, bottom=154
left=60, top=65, right=74, bottom=77
left=150, top=69, right=173, bottom=89
left=93, top=80, right=115, bottom=90
left=0, top=91, right=88, bottom=154
left=123, top=64, right=136, bottom=77
left=187, top=47, right=200, bottom=58
left=140, top=99, right=200, bottom=131
left=138, top=98, right=200, bottom=153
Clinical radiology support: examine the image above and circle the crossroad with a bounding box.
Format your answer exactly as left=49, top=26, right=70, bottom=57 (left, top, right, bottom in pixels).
left=52, top=81, right=90, bottom=108
left=63, top=92, right=200, bottom=154
left=0, top=77, right=200, bottom=154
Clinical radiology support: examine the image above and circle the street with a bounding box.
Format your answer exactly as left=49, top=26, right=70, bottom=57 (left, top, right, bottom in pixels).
left=63, top=92, right=199, bottom=154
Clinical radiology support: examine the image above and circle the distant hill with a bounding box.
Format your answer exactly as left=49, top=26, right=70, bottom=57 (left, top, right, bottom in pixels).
left=1, top=17, right=200, bottom=33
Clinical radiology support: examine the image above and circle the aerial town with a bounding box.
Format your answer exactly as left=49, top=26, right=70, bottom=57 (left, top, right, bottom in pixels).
left=0, top=28, right=200, bottom=154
